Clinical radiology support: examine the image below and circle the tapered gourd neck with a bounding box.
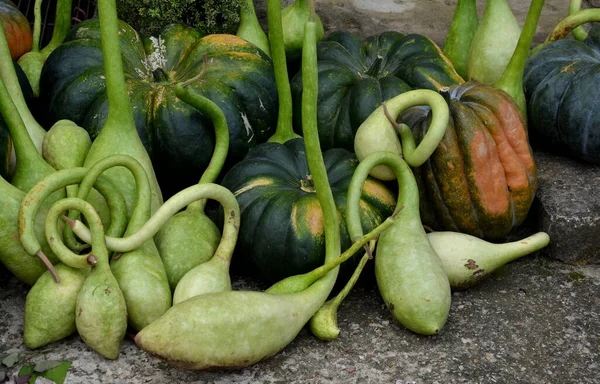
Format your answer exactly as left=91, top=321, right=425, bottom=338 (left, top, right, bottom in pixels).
left=443, top=0, right=478, bottom=78
left=266, top=0, right=301, bottom=144
left=568, top=0, right=588, bottom=41
left=97, top=0, right=136, bottom=131
left=383, top=90, right=450, bottom=167
left=237, top=0, right=271, bottom=56
left=346, top=152, right=417, bottom=240
left=0, top=74, right=52, bottom=190
left=0, top=19, right=45, bottom=149
left=490, top=232, right=550, bottom=264
left=31, top=0, right=42, bottom=53
left=41, top=0, right=73, bottom=57
left=46, top=197, right=110, bottom=271
left=495, top=0, right=545, bottom=115
left=174, top=83, right=230, bottom=214
left=543, top=8, right=600, bottom=44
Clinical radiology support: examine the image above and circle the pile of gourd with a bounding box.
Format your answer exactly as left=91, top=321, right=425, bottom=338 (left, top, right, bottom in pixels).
left=2, top=0, right=596, bottom=370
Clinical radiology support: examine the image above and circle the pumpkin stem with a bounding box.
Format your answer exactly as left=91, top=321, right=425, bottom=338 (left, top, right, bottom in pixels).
left=365, top=56, right=383, bottom=78
left=152, top=68, right=170, bottom=83
left=495, top=0, right=545, bottom=117
left=300, top=175, right=316, bottom=193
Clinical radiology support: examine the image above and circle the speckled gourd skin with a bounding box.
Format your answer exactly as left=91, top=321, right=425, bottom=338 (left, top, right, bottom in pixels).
left=24, top=263, right=89, bottom=348
left=154, top=211, right=220, bottom=290
left=0, top=178, right=57, bottom=285
left=76, top=263, right=128, bottom=360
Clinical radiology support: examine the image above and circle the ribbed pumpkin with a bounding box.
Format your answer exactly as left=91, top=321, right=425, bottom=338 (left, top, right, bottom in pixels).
left=401, top=81, right=538, bottom=240
left=220, top=138, right=396, bottom=283
left=0, top=0, right=31, bottom=60
left=524, top=26, right=600, bottom=164
left=289, top=30, right=463, bottom=151
left=39, top=20, right=278, bottom=196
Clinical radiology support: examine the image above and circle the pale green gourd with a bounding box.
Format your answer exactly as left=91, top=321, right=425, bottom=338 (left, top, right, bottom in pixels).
left=427, top=231, right=550, bottom=290
left=443, top=0, right=478, bottom=79
left=467, top=0, right=521, bottom=84
left=45, top=197, right=127, bottom=360
left=237, top=0, right=271, bottom=56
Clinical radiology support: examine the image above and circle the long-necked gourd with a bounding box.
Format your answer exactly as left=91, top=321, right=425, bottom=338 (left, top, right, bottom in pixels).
left=81, top=0, right=163, bottom=216
left=467, top=0, right=521, bottom=84
left=17, top=0, right=72, bottom=96
left=237, top=0, right=271, bottom=56
left=0, top=17, right=45, bottom=154
left=75, top=155, right=171, bottom=331
left=443, top=0, right=478, bottom=79
left=134, top=4, right=343, bottom=369
left=266, top=0, right=301, bottom=144
left=45, top=197, right=127, bottom=360
left=154, top=82, right=228, bottom=290
left=427, top=231, right=550, bottom=290
left=17, top=167, right=127, bottom=282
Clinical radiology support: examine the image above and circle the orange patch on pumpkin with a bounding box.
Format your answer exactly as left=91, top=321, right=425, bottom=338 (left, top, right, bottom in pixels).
left=470, top=131, right=509, bottom=215
left=291, top=199, right=324, bottom=238
left=362, top=180, right=396, bottom=207
left=233, top=179, right=273, bottom=196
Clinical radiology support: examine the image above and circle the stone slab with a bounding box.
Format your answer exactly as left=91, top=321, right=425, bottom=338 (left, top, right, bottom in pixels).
left=1, top=259, right=599, bottom=383
left=254, top=0, right=576, bottom=47
left=533, top=151, right=600, bottom=264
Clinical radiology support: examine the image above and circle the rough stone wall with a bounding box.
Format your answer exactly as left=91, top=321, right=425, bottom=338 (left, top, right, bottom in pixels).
left=254, top=0, right=589, bottom=47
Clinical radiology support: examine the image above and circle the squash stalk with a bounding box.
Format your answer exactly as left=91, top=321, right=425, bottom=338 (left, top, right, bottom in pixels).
left=495, top=0, right=545, bottom=117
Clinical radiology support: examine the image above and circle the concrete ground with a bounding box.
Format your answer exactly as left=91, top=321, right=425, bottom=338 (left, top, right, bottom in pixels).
left=1, top=256, right=599, bottom=383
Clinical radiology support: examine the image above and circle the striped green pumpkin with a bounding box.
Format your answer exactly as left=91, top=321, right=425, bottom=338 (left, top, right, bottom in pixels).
left=220, top=138, right=396, bottom=284
left=39, top=20, right=278, bottom=196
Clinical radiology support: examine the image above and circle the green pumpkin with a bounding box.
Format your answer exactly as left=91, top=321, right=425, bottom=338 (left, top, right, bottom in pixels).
left=290, top=30, right=463, bottom=151
left=401, top=81, right=538, bottom=241
left=220, top=138, right=396, bottom=284
left=524, top=26, right=600, bottom=164
left=39, top=20, right=278, bottom=196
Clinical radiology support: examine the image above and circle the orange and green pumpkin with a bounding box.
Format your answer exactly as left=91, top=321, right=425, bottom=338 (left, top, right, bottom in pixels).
left=401, top=81, right=538, bottom=240
left=39, top=20, right=278, bottom=196
left=220, top=138, right=396, bottom=283
left=289, top=30, right=463, bottom=151
left=0, top=0, right=32, bottom=60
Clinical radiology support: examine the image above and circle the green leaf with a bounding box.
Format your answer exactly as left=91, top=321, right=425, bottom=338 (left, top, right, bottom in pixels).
left=18, top=365, right=34, bottom=377
left=33, top=361, right=63, bottom=373
left=1, top=352, right=19, bottom=368
left=35, top=361, right=71, bottom=384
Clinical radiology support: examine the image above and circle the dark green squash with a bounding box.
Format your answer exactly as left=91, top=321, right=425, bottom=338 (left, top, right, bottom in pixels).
left=524, top=25, right=600, bottom=164
left=289, top=30, right=463, bottom=151
left=220, top=138, right=396, bottom=284
left=39, top=20, right=278, bottom=196
left=401, top=82, right=537, bottom=240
